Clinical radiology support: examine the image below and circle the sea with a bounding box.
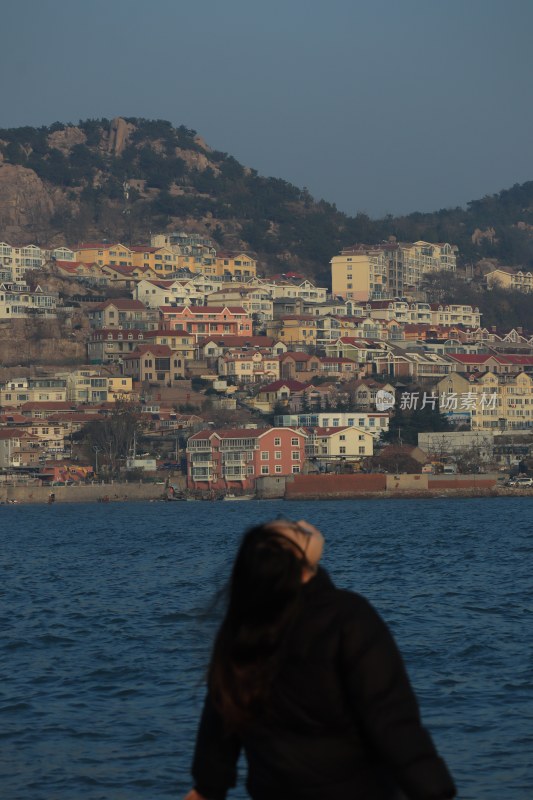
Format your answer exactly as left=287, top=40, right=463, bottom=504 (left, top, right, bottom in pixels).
left=1, top=497, right=532, bottom=800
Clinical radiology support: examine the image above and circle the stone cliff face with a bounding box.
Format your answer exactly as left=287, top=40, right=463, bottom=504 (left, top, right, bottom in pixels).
left=0, top=163, right=54, bottom=241
left=48, top=127, right=87, bottom=153
left=107, top=117, right=133, bottom=156
left=0, top=320, right=87, bottom=366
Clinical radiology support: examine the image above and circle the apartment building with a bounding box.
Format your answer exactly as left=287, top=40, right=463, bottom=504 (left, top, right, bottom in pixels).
left=75, top=243, right=133, bottom=267
left=135, top=279, right=204, bottom=308
left=437, top=370, right=533, bottom=430
left=122, top=344, right=183, bottom=386
left=265, top=316, right=318, bottom=347
left=331, top=241, right=457, bottom=300
left=0, top=242, right=45, bottom=280
left=151, top=232, right=217, bottom=274
left=263, top=277, right=327, bottom=303
left=486, top=269, right=533, bottom=293
left=0, top=378, right=67, bottom=407
left=217, top=350, right=280, bottom=384
left=429, top=303, right=482, bottom=328
left=159, top=305, right=253, bottom=340
left=87, top=299, right=158, bottom=330
left=305, top=426, right=374, bottom=462
left=186, top=427, right=307, bottom=490
left=206, top=287, right=273, bottom=320
left=274, top=411, right=390, bottom=437
left=0, top=282, right=59, bottom=318
left=88, top=329, right=152, bottom=363
left=215, top=252, right=257, bottom=279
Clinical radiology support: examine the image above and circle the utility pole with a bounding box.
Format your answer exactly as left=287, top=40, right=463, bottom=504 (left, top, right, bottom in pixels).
left=93, top=446, right=100, bottom=475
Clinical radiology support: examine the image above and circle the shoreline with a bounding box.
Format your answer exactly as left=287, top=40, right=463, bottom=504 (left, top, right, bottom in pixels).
left=1, top=482, right=532, bottom=505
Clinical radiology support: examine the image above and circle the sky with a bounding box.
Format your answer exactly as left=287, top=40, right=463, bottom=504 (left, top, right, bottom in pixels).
left=1, top=0, right=532, bottom=218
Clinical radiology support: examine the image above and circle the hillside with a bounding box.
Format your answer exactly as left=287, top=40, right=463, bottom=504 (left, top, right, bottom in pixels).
left=1, top=116, right=533, bottom=282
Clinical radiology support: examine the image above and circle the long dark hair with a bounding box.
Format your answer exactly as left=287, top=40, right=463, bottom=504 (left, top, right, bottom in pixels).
left=208, top=523, right=309, bottom=729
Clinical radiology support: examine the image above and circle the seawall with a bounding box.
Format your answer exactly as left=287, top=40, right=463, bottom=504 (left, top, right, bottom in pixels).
left=0, top=483, right=167, bottom=505
left=257, top=473, right=504, bottom=501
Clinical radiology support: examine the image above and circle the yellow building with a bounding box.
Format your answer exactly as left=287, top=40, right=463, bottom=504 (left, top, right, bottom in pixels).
left=331, top=241, right=457, bottom=300
left=437, top=370, right=533, bottom=430
left=331, top=249, right=387, bottom=301
left=486, top=269, right=533, bottom=294
left=107, top=376, right=134, bottom=401
left=265, top=316, right=318, bottom=347
left=215, top=252, right=257, bottom=279
left=75, top=243, right=133, bottom=267
left=130, top=247, right=181, bottom=274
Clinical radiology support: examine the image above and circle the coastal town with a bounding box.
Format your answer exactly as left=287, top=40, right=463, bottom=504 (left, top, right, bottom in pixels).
left=1, top=232, right=533, bottom=501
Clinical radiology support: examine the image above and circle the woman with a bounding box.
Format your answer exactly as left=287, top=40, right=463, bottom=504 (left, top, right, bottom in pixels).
left=185, top=519, right=456, bottom=800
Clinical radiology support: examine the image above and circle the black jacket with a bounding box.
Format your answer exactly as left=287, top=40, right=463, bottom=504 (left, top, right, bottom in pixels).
left=192, top=568, right=456, bottom=800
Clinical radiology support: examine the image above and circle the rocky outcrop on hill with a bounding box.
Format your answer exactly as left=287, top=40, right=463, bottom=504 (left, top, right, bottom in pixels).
left=107, top=117, right=133, bottom=156
left=0, top=319, right=86, bottom=366
left=48, top=126, right=87, bottom=153
left=0, top=163, right=54, bottom=240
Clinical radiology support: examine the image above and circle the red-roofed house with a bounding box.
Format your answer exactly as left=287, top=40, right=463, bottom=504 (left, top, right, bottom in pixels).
left=122, top=344, right=182, bottom=386
left=159, top=305, right=252, bottom=340
left=87, top=299, right=158, bottom=330
left=250, top=380, right=312, bottom=413
left=186, top=427, right=306, bottom=490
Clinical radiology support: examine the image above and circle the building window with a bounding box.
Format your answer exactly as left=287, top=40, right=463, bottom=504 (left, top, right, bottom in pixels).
left=292, top=466, right=300, bottom=473
left=359, top=446, right=366, bottom=454
left=275, top=465, right=282, bottom=473
left=274, top=437, right=281, bottom=446
left=261, top=451, right=269, bottom=460
left=291, top=438, right=299, bottom=446
left=291, top=452, right=300, bottom=461
left=261, top=466, right=269, bottom=474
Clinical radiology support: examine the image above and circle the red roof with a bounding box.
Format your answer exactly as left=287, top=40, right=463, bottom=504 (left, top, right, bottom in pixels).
left=320, top=357, right=357, bottom=365
left=20, top=402, right=78, bottom=411
left=259, top=379, right=310, bottom=393
left=311, top=426, right=351, bottom=436
left=122, top=344, right=173, bottom=359
left=160, top=305, right=247, bottom=315
left=280, top=352, right=315, bottom=362
left=198, top=335, right=276, bottom=348
left=143, top=329, right=190, bottom=338
left=0, top=429, right=32, bottom=440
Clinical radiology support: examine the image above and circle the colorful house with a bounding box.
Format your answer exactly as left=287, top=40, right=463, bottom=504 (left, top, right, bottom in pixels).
left=186, top=427, right=306, bottom=491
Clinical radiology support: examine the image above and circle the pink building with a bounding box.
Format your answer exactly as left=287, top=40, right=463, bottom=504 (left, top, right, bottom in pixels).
left=159, top=305, right=253, bottom=341
left=186, top=427, right=307, bottom=491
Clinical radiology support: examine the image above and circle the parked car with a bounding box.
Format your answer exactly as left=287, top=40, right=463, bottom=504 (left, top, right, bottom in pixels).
left=507, top=476, right=533, bottom=487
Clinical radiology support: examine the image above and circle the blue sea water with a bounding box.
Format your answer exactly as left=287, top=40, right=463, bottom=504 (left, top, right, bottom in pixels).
left=0, top=497, right=532, bottom=800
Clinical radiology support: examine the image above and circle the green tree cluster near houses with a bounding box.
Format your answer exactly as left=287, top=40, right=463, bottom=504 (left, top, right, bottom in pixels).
left=2, top=118, right=533, bottom=288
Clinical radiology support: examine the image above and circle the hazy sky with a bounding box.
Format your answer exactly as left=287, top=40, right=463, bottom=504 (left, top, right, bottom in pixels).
left=1, top=0, right=532, bottom=217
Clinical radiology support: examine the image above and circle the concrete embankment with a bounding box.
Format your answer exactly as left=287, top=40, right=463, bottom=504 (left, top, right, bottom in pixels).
left=0, top=483, right=167, bottom=505
left=257, top=473, right=508, bottom=501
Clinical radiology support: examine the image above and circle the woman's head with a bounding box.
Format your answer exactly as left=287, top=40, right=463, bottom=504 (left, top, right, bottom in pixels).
left=209, top=520, right=325, bottom=727
left=226, top=520, right=324, bottom=620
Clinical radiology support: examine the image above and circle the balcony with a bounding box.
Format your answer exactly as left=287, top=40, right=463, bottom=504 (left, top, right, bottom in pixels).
left=190, top=454, right=214, bottom=466
left=191, top=468, right=214, bottom=481
left=223, top=467, right=247, bottom=479
left=222, top=453, right=247, bottom=463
